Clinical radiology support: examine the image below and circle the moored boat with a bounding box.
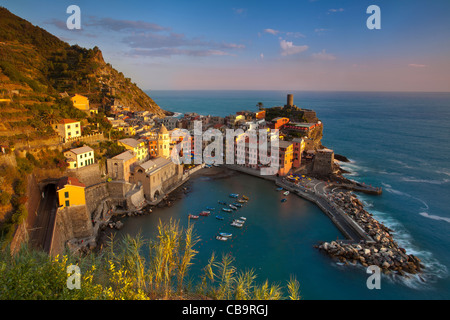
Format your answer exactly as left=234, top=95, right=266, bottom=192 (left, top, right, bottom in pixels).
left=242, top=195, right=249, bottom=200
left=231, top=221, right=244, bottom=228
left=222, top=208, right=232, bottom=212
left=206, top=206, right=215, bottom=211
left=219, top=232, right=232, bottom=238
left=216, top=235, right=228, bottom=241
left=199, top=211, right=210, bottom=216
left=218, top=201, right=227, bottom=205
left=237, top=199, right=247, bottom=203
left=188, top=214, right=199, bottom=219
left=229, top=204, right=238, bottom=210
left=283, top=191, right=290, bottom=196
left=215, top=215, right=224, bottom=220
left=232, top=203, right=242, bottom=207
left=234, top=219, right=245, bottom=224
left=239, top=216, right=246, bottom=221
left=229, top=193, right=239, bottom=198
left=276, top=187, right=283, bottom=191
left=281, top=198, right=287, bottom=203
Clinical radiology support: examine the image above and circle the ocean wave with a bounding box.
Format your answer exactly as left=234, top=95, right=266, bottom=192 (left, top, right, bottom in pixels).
left=383, top=186, right=429, bottom=210
left=389, top=159, right=415, bottom=170
left=355, top=207, right=448, bottom=289
left=419, top=212, right=450, bottom=224
left=400, top=177, right=450, bottom=185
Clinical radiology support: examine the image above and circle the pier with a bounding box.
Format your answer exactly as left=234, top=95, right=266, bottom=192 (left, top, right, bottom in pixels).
left=224, top=164, right=375, bottom=243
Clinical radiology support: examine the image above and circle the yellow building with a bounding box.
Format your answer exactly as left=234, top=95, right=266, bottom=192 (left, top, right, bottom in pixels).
left=56, top=177, right=86, bottom=208
left=71, top=94, right=90, bottom=111
left=157, top=124, right=170, bottom=158
left=118, top=138, right=148, bottom=162
left=55, top=119, right=82, bottom=141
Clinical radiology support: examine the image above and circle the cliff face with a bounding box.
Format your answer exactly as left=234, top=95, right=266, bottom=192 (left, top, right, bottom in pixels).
left=0, top=7, right=165, bottom=117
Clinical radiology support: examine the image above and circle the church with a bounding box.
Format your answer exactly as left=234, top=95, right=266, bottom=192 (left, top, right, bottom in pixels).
left=130, top=124, right=184, bottom=203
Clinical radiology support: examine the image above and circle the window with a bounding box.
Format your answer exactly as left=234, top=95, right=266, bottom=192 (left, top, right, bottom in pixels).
left=64, top=192, right=69, bottom=198
left=65, top=200, right=70, bottom=207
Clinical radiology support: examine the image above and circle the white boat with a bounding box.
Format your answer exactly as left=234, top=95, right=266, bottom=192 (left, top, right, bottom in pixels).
left=234, top=219, right=245, bottom=224
left=216, top=235, right=228, bottom=241
left=219, top=232, right=232, bottom=238
left=231, top=221, right=244, bottom=228
left=283, top=191, right=290, bottom=196
left=229, top=204, right=238, bottom=210
left=239, top=217, right=247, bottom=221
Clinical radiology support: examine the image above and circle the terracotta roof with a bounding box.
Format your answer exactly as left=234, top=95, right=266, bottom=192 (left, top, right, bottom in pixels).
left=57, top=176, right=86, bottom=190
left=60, top=119, right=79, bottom=124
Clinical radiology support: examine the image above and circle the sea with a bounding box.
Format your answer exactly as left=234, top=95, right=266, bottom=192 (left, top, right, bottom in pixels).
left=117, top=90, right=450, bottom=299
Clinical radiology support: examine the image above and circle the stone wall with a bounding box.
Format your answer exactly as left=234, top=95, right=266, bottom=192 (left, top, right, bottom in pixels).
left=69, top=163, right=105, bottom=187
left=50, top=205, right=94, bottom=256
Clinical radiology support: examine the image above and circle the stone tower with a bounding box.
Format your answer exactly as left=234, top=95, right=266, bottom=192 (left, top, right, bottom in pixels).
left=157, top=124, right=170, bottom=158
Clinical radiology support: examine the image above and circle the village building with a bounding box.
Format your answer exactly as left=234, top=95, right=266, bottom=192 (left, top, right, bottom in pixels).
left=118, top=138, right=148, bottom=162
left=55, top=119, right=81, bottom=142
left=106, top=150, right=137, bottom=182
left=70, top=94, right=89, bottom=111
left=56, top=176, right=86, bottom=208
left=312, top=148, right=335, bottom=176
left=64, top=145, right=95, bottom=169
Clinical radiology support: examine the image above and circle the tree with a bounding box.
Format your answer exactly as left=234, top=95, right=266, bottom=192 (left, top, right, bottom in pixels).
left=256, top=102, right=264, bottom=110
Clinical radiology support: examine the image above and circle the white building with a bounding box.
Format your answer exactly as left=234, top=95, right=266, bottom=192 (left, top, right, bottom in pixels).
left=55, top=119, right=81, bottom=142
left=64, top=145, right=95, bottom=169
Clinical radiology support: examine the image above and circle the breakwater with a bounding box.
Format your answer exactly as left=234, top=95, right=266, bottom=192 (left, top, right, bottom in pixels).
left=224, top=165, right=423, bottom=277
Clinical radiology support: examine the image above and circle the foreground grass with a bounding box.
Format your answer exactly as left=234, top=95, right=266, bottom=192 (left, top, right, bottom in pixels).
left=0, top=219, right=301, bottom=300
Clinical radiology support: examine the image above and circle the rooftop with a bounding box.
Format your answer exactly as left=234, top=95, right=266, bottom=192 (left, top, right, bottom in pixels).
left=57, top=176, right=85, bottom=190
left=67, top=145, right=93, bottom=155
left=119, top=138, right=141, bottom=148
left=112, top=150, right=136, bottom=161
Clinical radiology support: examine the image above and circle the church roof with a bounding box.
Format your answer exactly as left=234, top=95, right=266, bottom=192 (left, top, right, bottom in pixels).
left=159, top=124, right=168, bottom=134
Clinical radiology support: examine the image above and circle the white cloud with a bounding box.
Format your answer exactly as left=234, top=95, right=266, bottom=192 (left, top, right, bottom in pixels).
left=260, top=53, right=264, bottom=60
left=279, top=39, right=309, bottom=56
left=408, top=63, right=427, bottom=68
left=264, top=28, right=280, bottom=35
left=328, top=8, right=345, bottom=14
left=312, top=49, right=336, bottom=61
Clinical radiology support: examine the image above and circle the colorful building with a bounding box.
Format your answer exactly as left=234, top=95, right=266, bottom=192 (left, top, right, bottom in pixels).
left=270, top=117, right=290, bottom=130
left=118, top=138, right=148, bottom=162
left=278, top=141, right=294, bottom=176
left=56, top=176, right=86, bottom=208
left=292, top=138, right=305, bottom=169
left=70, top=94, right=89, bottom=111
left=55, top=119, right=81, bottom=141
left=64, top=145, right=95, bottom=169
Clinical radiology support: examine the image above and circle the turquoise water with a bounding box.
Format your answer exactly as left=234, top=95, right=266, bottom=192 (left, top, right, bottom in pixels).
left=119, top=90, right=450, bottom=299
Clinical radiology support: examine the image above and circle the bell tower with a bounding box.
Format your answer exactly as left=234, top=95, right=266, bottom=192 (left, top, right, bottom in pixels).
left=157, top=124, right=170, bottom=158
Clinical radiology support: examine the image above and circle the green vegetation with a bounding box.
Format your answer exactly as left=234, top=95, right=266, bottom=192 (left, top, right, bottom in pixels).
left=0, top=151, right=67, bottom=242
left=0, top=219, right=301, bottom=300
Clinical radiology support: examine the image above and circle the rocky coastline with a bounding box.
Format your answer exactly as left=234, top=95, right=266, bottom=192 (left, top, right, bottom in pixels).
left=316, top=190, right=424, bottom=277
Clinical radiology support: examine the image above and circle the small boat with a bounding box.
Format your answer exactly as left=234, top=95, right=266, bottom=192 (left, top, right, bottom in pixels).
left=229, top=193, right=239, bottom=198
left=206, top=206, right=215, bottom=211
left=239, top=217, right=247, bottom=221
left=242, top=195, right=249, bottom=200
left=218, top=201, right=227, bottom=205
left=219, top=232, right=232, bottom=238
left=199, top=211, right=210, bottom=216
left=281, top=198, right=287, bottom=203
left=216, top=235, right=228, bottom=241
left=231, top=221, right=244, bottom=228
left=237, top=199, right=247, bottom=203
left=276, top=187, right=283, bottom=191
left=234, top=219, right=245, bottom=224
left=232, top=203, right=242, bottom=207
left=283, top=191, right=290, bottom=196
left=222, top=208, right=232, bottom=212
left=229, top=204, right=238, bottom=210
left=188, top=214, right=199, bottom=219
left=215, top=215, right=224, bottom=220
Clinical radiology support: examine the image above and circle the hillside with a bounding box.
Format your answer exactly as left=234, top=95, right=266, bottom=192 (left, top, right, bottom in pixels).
left=0, top=7, right=165, bottom=122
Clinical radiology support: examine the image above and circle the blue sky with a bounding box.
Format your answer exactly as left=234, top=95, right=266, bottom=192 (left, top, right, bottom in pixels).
left=1, top=0, right=450, bottom=91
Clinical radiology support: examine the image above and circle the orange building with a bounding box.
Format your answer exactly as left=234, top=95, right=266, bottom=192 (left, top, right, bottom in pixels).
left=255, top=110, right=266, bottom=120
left=270, top=117, right=290, bottom=130
left=277, top=141, right=294, bottom=176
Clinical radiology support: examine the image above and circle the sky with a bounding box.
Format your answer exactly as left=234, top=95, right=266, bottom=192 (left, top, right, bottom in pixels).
left=1, top=0, right=450, bottom=91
